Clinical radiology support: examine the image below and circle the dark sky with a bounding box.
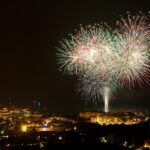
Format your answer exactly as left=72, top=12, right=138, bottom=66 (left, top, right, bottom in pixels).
left=0, top=0, right=150, bottom=113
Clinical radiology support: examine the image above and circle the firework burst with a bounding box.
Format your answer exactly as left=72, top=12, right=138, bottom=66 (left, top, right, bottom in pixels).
left=114, top=13, right=150, bottom=87
left=56, top=24, right=115, bottom=75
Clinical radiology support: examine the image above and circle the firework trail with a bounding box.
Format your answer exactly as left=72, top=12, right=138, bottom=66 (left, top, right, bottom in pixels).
left=103, top=86, right=109, bottom=113
left=77, top=74, right=117, bottom=112
left=56, top=13, right=150, bottom=112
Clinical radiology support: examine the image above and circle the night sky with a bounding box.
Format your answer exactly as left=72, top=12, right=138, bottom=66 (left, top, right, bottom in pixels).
left=0, top=0, right=150, bottom=113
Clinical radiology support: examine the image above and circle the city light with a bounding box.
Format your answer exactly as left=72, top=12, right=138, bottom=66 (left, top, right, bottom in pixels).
left=58, top=136, right=63, bottom=140
left=21, top=125, right=27, bottom=132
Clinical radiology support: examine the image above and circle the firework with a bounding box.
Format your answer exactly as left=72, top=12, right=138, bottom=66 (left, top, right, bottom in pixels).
left=56, top=24, right=118, bottom=112
left=114, top=13, right=150, bottom=87
left=56, top=24, right=116, bottom=75
left=77, top=74, right=117, bottom=112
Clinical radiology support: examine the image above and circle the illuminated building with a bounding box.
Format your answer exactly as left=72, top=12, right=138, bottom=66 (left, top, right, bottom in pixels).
left=21, top=125, right=27, bottom=132
left=79, top=112, right=146, bottom=125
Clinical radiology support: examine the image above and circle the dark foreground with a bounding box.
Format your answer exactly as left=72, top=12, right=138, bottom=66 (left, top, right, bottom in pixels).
left=0, top=121, right=150, bottom=150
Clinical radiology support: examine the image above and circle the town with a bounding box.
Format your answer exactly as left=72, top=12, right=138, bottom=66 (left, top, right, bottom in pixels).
left=0, top=106, right=150, bottom=149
